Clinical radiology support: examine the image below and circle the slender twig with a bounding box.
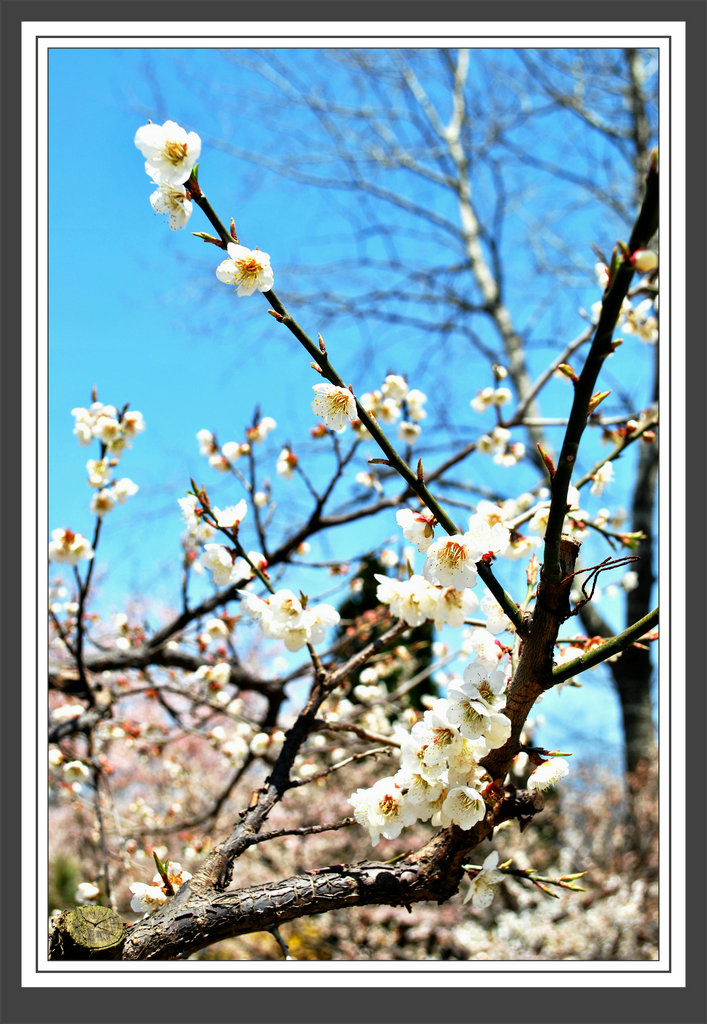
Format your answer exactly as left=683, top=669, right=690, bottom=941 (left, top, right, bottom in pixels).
left=551, top=606, right=658, bottom=685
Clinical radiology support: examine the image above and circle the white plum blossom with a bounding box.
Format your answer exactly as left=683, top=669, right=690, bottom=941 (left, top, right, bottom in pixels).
left=432, top=587, right=479, bottom=629
left=63, top=760, right=90, bottom=782
left=374, top=573, right=438, bottom=627
left=463, top=850, right=503, bottom=907
left=246, top=416, right=277, bottom=444
left=437, top=785, right=486, bottom=830
left=395, top=508, right=437, bottom=552
left=196, top=429, right=216, bottom=456
left=381, top=374, right=408, bottom=401
left=355, top=471, right=380, bottom=491
left=276, top=447, right=298, bottom=478
left=422, top=533, right=483, bottom=589
left=378, top=397, right=402, bottom=423
left=151, top=862, right=192, bottom=891
left=446, top=684, right=497, bottom=741
left=311, top=383, right=358, bottom=432
left=622, top=298, right=658, bottom=344
left=178, top=494, right=203, bottom=532
left=471, top=387, right=496, bottom=414
left=396, top=770, right=445, bottom=809
left=149, top=179, right=193, bottom=229
left=477, top=711, right=512, bottom=751
left=213, top=501, right=247, bottom=530
left=221, top=440, right=250, bottom=463
left=48, top=529, right=94, bottom=565
left=216, top=243, right=274, bottom=296
left=122, top=410, right=146, bottom=440
left=134, top=119, right=201, bottom=186
left=462, top=627, right=503, bottom=664
left=416, top=699, right=465, bottom=768
left=201, top=544, right=238, bottom=587
left=113, top=478, right=139, bottom=504
left=203, top=617, right=230, bottom=640
left=590, top=461, right=615, bottom=496
left=467, top=512, right=511, bottom=558
left=398, top=420, right=421, bottom=445
left=398, top=730, right=447, bottom=785
left=349, top=776, right=418, bottom=846
left=75, top=882, right=101, bottom=903
left=90, top=489, right=116, bottom=518
left=405, top=388, right=428, bottom=421
left=527, top=757, right=570, bottom=793
left=495, top=441, right=526, bottom=467
left=194, top=661, right=232, bottom=690
left=51, top=703, right=84, bottom=723
left=129, top=882, right=168, bottom=916
left=86, top=458, right=111, bottom=488
left=480, top=591, right=514, bottom=634
left=621, top=570, right=639, bottom=592
left=48, top=748, right=64, bottom=767
left=462, top=660, right=509, bottom=709
left=241, top=590, right=340, bottom=651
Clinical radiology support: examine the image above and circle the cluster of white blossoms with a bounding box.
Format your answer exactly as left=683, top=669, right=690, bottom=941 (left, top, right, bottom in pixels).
left=470, top=385, right=512, bottom=414
left=477, top=426, right=526, bottom=467
left=129, top=861, right=192, bottom=916
left=177, top=494, right=267, bottom=587
left=135, top=119, right=201, bottom=230
left=347, top=501, right=531, bottom=846
left=349, top=651, right=513, bottom=846
left=196, top=417, right=278, bottom=475
left=377, top=505, right=511, bottom=630
left=358, top=375, right=427, bottom=444
left=592, top=259, right=659, bottom=344
left=49, top=403, right=144, bottom=563
left=241, top=589, right=340, bottom=652
left=135, top=119, right=274, bottom=294
left=310, top=374, right=428, bottom=441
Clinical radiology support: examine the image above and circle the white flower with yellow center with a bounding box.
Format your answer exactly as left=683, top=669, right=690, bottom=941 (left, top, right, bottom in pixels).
left=374, top=574, right=438, bottom=627
left=129, top=882, right=169, bottom=916
left=423, top=533, right=483, bottom=589
left=432, top=587, right=479, bottom=629
left=349, top=776, right=418, bottom=846
left=135, top=119, right=201, bottom=186
left=149, top=179, right=193, bottom=229
left=216, top=242, right=274, bottom=296
left=437, top=785, right=486, bottom=830
left=311, top=383, right=358, bottom=432
left=446, top=685, right=496, bottom=741
left=417, top=699, right=464, bottom=767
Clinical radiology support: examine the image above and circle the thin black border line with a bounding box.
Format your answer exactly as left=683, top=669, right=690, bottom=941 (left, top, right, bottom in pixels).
left=36, top=33, right=671, bottom=980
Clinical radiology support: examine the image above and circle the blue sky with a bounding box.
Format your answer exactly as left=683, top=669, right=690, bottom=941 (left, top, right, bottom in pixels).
left=47, top=46, right=658, bottom=763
